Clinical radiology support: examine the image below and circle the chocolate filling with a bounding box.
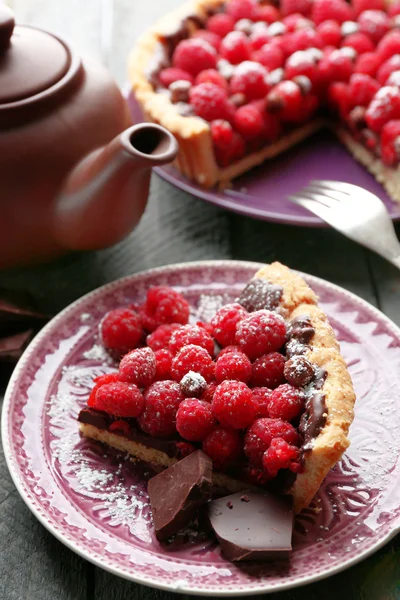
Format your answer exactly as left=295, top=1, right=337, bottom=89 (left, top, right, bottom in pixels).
left=237, top=278, right=283, bottom=312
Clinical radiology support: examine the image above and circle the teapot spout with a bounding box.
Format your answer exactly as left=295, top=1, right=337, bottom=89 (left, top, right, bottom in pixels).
left=52, top=123, right=178, bottom=251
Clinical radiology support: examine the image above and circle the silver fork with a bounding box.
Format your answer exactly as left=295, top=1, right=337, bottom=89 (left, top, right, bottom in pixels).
left=289, top=180, right=400, bottom=270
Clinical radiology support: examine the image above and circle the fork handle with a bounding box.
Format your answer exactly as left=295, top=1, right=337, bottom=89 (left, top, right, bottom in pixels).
left=389, top=254, right=400, bottom=270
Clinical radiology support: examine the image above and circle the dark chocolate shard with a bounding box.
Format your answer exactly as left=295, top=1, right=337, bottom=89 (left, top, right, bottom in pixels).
left=148, top=450, right=212, bottom=541
left=208, top=491, right=293, bottom=562
left=0, top=288, right=48, bottom=336
left=0, top=329, right=34, bottom=362
left=238, top=279, right=283, bottom=313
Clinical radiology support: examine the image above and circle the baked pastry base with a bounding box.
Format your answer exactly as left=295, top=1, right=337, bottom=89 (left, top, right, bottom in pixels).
left=79, top=262, right=356, bottom=514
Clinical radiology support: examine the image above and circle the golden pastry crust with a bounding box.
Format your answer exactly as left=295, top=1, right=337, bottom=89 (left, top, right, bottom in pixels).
left=128, top=0, right=324, bottom=188
left=254, top=262, right=355, bottom=512
left=80, top=262, right=355, bottom=514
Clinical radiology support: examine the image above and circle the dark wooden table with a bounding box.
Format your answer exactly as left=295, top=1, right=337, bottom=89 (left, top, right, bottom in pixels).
left=1, top=1, right=400, bottom=599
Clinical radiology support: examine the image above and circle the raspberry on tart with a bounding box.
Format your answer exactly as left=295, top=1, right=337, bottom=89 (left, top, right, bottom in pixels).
left=129, top=0, right=400, bottom=203
left=78, top=262, right=356, bottom=515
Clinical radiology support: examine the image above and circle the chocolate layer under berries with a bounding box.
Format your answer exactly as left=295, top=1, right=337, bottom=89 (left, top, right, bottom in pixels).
left=130, top=0, right=400, bottom=199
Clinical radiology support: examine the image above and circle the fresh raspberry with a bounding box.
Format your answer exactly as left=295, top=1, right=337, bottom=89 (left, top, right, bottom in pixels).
left=171, top=344, right=215, bottom=383
left=365, top=86, right=400, bottom=132
left=172, top=38, right=217, bottom=76
left=388, top=1, right=400, bottom=17
left=176, top=441, right=196, bottom=458
left=196, top=321, right=214, bottom=336
left=100, top=308, right=143, bottom=357
left=347, top=104, right=367, bottom=131
left=236, top=310, right=286, bottom=360
left=88, top=372, right=119, bottom=407
left=159, top=67, right=194, bottom=88
left=146, top=323, right=182, bottom=351
left=268, top=383, right=305, bottom=421
left=211, top=303, right=247, bottom=347
left=354, top=52, right=381, bottom=76
left=317, top=20, right=342, bottom=48
left=281, top=0, right=312, bottom=17
left=244, top=418, right=299, bottom=467
left=201, top=381, right=217, bottom=403
left=377, top=55, right=400, bottom=85
left=217, top=345, right=242, bottom=358
left=377, top=31, right=400, bottom=62
left=118, top=347, right=156, bottom=388
left=192, top=29, right=221, bottom=51
left=357, top=10, right=390, bottom=44
left=387, top=71, right=400, bottom=87
left=154, top=349, right=173, bottom=380
left=341, top=32, right=375, bottom=54
left=169, top=324, right=214, bottom=356
left=380, top=120, right=400, bottom=166
left=262, top=109, right=283, bottom=140
left=296, top=92, right=320, bottom=120
left=348, top=73, right=380, bottom=107
left=318, top=49, right=354, bottom=84
left=215, top=131, right=246, bottom=166
left=284, top=51, right=320, bottom=88
left=195, top=68, right=228, bottom=90
left=266, top=80, right=304, bottom=122
left=180, top=370, right=207, bottom=397
left=284, top=355, right=315, bottom=387
left=283, top=13, right=313, bottom=32
left=143, top=286, right=190, bottom=331
left=202, top=426, right=242, bottom=467
left=234, top=104, right=265, bottom=139
left=251, top=352, right=286, bottom=388
left=211, top=119, right=234, bottom=150
left=230, top=61, right=269, bottom=101
left=92, top=381, right=144, bottom=418
left=207, top=13, right=235, bottom=38
left=253, top=5, right=281, bottom=23
left=312, top=0, right=354, bottom=25
left=109, top=420, right=131, bottom=436
left=328, top=81, right=351, bottom=116
left=189, top=83, right=233, bottom=122
left=176, top=398, right=216, bottom=441
left=138, top=380, right=183, bottom=437
left=285, top=28, right=324, bottom=55
left=252, top=387, right=273, bottom=418
left=252, top=44, right=284, bottom=71
left=215, top=350, right=252, bottom=384
left=353, top=0, right=385, bottom=17
left=250, top=28, right=271, bottom=51
left=235, top=18, right=256, bottom=36
left=220, top=31, right=252, bottom=64
left=262, top=438, right=300, bottom=476
left=226, top=0, right=257, bottom=21
left=212, top=380, right=256, bottom=429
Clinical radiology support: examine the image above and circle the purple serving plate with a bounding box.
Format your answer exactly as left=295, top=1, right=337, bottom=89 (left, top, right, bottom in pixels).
left=128, top=93, right=400, bottom=227
left=2, top=261, right=400, bottom=595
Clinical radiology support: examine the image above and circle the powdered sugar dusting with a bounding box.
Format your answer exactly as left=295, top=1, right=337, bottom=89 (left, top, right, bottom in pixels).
left=83, top=343, right=114, bottom=363
left=195, top=293, right=225, bottom=322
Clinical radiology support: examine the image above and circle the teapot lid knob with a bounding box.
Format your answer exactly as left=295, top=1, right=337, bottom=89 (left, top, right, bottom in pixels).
left=0, top=5, right=15, bottom=52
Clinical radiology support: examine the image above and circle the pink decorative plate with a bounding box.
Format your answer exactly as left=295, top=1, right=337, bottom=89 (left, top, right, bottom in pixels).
left=2, top=261, right=400, bottom=596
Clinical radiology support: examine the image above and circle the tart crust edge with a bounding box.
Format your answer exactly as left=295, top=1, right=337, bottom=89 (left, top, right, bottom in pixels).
left=255, top=262, right=356, bottom=513
left=128, top=0, right=325, bottom=188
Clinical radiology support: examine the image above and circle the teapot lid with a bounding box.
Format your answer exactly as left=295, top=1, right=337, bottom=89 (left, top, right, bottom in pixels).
left=0, top=5, right=72, bottom=104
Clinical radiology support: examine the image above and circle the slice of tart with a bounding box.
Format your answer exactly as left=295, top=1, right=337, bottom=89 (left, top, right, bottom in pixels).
left=78, top=262, right=355, bottom=514
left=129, top=0, right=400, bottom=200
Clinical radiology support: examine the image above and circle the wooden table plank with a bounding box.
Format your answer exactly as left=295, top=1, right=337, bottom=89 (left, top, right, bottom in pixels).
left=0, top=415, right=88, bottom=600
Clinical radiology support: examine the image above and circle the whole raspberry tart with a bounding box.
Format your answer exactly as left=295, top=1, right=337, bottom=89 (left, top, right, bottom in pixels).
left=129, top=0, right=400, bottom=202
left=78, top=262, right=356, bottom=514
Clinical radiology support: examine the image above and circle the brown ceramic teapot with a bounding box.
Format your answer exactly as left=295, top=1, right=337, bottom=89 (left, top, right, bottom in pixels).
left=0, top=6, right=178, bottom=268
